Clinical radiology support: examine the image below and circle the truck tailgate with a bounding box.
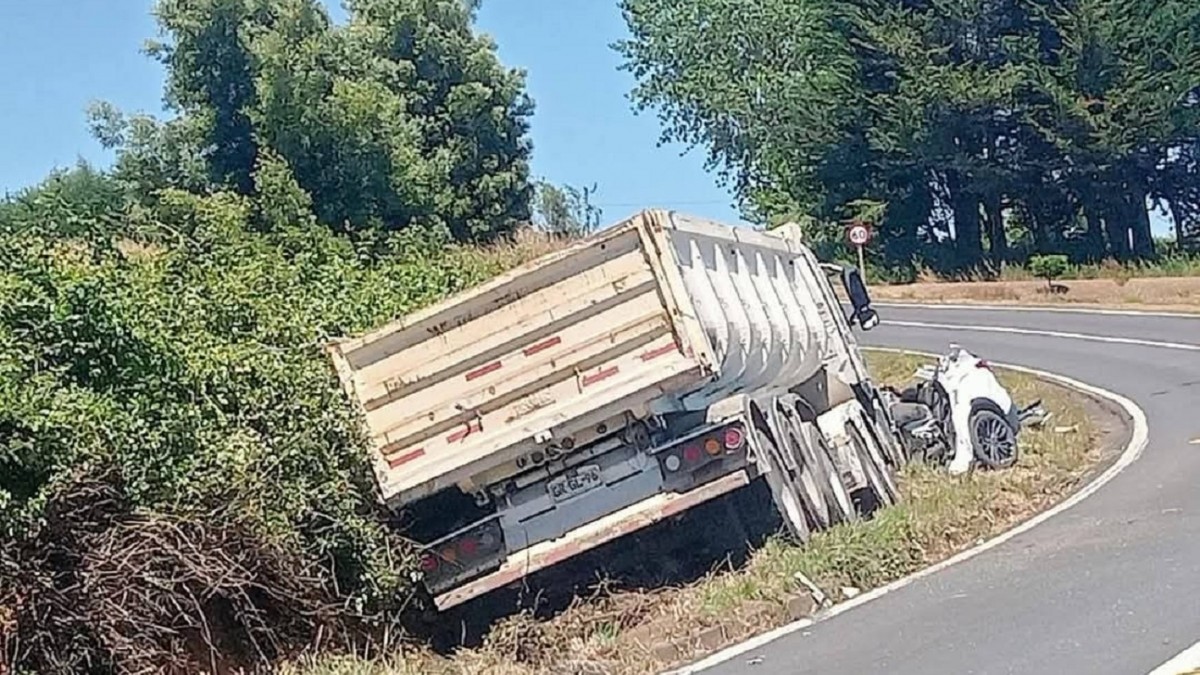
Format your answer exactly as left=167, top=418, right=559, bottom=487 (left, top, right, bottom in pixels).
left=327, top=218, right=713, bottom=505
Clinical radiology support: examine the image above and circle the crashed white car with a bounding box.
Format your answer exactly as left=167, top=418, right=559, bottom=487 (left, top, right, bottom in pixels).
left=884, top=345, right=1049, bottom=474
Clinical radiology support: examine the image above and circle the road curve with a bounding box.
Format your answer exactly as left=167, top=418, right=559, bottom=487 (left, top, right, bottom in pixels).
left=699, top=303, right=1200, bottom=675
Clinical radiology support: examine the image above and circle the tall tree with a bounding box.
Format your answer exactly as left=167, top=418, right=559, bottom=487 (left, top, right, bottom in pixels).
left=344, top=0, right=535, bottom=240
left=93, top=0, right=535, bottom=242
left=149, top=0, right=263, bottom=193
left=617, top=0, right=864, bottom=218
left=620, top=0, right=1200, bottom=270
left=1024, top=0, right=1200, bottom=259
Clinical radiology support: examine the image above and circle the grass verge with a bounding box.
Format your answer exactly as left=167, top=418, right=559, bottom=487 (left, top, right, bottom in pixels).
left=286, top=351, right=1120, bottom=675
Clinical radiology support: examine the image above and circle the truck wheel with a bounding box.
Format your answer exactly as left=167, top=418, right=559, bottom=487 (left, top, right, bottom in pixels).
left=797, top=416, right=858, bottom=526
left=777, top=411, right=834, bottom=530
left=970, top=404, right=1019, bottom=470
left=849, top=422, right=898, bottom=514
left=756, top=425, right=813, bottom=543
left=854, top=417, right=900, bottom=503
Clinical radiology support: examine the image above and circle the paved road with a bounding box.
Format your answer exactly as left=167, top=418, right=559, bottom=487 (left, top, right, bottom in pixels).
left=704, top=303, right=1200, bottom=675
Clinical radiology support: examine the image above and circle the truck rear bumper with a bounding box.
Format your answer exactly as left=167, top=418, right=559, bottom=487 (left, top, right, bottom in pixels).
left=434, top=469, right=751, bottom=610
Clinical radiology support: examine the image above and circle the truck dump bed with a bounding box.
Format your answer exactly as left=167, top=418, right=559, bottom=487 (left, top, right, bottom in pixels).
left=328, top=215, right=714, bottom=505
left=328, top=210, right=831, bottom=507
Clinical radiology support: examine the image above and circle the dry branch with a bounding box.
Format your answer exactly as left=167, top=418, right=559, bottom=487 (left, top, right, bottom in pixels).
left=0, top=471, right=391, bottom=674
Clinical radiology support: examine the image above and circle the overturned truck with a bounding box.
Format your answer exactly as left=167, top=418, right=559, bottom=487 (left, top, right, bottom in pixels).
left=327, top=209, right=905, bottom=610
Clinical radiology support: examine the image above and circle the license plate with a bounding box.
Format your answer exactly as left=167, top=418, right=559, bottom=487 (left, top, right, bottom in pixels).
left=548, top=465, right=603, bottom=502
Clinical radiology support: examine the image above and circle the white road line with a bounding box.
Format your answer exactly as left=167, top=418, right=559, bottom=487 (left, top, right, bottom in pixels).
left=1147, top=640, right=1200, bottom=674
left=876, top=301, right=1200, bottom=319
left=884, top=319, right=1200, bottom=352
left=666, top=350, right=1150, bottom=675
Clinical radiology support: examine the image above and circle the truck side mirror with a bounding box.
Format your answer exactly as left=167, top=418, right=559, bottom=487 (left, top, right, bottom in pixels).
left=842, top=267, right=879, bottom=331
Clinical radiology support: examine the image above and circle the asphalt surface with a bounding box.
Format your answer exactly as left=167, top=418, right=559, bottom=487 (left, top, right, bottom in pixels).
left=704, top=303, right=1200, bottom=675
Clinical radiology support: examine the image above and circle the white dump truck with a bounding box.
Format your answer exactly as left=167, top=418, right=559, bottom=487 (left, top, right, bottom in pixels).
left=327, top=210, right=905, bottom=611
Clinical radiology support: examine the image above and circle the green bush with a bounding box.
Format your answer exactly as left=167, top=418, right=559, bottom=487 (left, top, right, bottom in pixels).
left=0, top=184, right=545, bottom=630
left=1028, top=254, right=1070, bottom=289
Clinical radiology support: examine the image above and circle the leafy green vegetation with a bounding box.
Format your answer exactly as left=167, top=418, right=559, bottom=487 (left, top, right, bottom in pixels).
left=1029, top=254, right=1070, bottom=290
left=531, top=181, right=604, bottom=238
left=90, top=0, right=533, bottom=242
left=0, top=0, right=1186, bottom=671
left=618, top=0, right=1200, bottom=275
left=0, top=173, right=560, bottom=670
left=0, top=1, right=559, bottom=671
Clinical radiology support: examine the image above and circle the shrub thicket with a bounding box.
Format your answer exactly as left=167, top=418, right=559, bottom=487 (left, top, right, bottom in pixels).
left=0, top=0, right=561, bottom=666
left=0, top=172, right=555, bottom=670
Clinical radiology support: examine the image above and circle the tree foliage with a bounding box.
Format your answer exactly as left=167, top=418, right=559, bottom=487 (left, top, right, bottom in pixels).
left=1029, top=253, right=1069, bottom=289
left=94, top=0, right=534, bottom=241
left=1, top=175, right=479, bottom=573
left=1, top=1, right=545, bottom=670
left=531, top=180, right=603, bottom=238
left=618, top=0, right=1200, bottom=275
left=0, top=166, right=543, bottom=668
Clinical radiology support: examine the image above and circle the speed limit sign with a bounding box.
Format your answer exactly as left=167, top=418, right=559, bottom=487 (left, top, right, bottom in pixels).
left=847, top=223, right=871, bottom=246
left=847, top=222, right=872, bottom=272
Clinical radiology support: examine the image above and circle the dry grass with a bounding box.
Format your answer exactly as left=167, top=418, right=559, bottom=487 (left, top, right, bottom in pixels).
left=472, top=226, right=574, bottom=268
left=871, top=276, right=1200, bottom=312
left=286, top=351, right=1113, bottom=675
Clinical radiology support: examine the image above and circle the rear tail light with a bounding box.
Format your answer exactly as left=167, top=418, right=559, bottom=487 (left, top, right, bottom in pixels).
left=419, top=520, right=505, bottom=590
left=659, top=423, right=748, bottom=482
left=976, top=360, right=993, bottom=370
left=723, top=425, right=746, bottom=450
left=458, top=537, right=479, bottom=556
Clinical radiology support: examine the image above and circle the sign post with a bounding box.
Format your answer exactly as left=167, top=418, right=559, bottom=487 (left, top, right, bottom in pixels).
left=847, top=222, right=872, bottom=274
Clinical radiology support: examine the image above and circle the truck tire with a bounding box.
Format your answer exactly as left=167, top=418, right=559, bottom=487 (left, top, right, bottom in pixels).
left=777, top=394, right=858, bottom=526
left=754, top=419, right=813, bottom=543
left=849, top=422, right=898, bottom=514
left=773, top=410, right=833, bottom=530
left=778, top=409, right=856, bottom=529
left=857, top=413, right=900, bottom=502
left=797, top=417, right=859, bottom=526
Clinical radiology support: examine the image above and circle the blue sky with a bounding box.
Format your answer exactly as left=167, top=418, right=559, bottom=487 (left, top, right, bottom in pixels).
left=0, top=0, right=743, bottom=226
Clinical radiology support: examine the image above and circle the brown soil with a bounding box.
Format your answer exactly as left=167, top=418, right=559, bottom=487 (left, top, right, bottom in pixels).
left=871, top=276, right=1200, bottom=313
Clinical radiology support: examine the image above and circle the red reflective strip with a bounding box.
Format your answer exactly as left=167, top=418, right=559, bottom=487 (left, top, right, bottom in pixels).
left=582, top=366, right=619, bottom=387
left=523, top=336, right=562, bottom=356
left=385, top=448, right=425, bottom=469
left=640, top=343, right=677, bottom=361
left=465, top=361, right=503, bottom=381
left=446, top=420, right=482, bottom=444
